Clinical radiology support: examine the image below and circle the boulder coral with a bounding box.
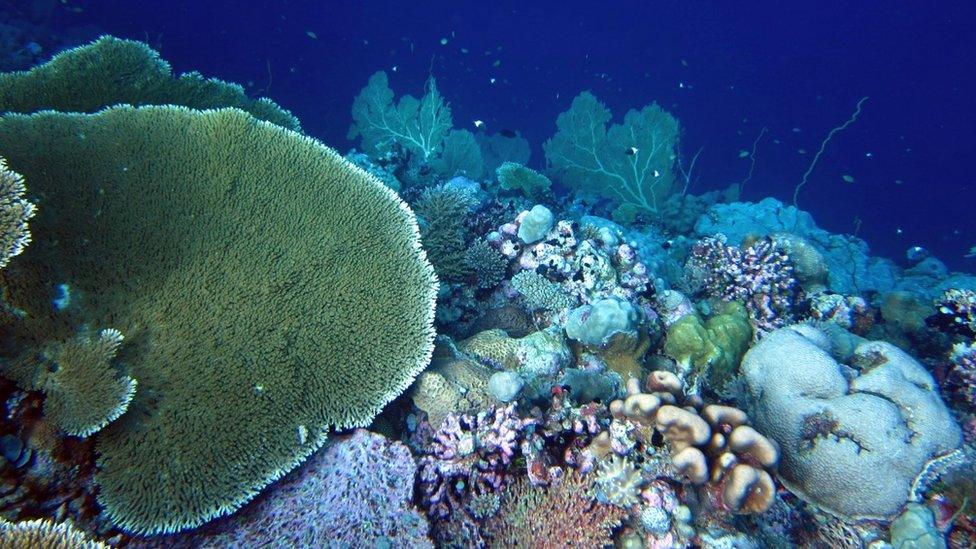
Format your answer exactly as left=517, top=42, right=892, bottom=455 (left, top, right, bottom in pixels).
left=0, top=105, right=438, bottom=534
left=741, top=324, right=962, bottom=520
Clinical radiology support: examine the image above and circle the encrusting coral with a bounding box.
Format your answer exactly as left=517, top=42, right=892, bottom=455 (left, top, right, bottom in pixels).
left=38, top=329, right=136, bottom=438
left=0, top=35, right=300, bottom=131
left=0, top=157, right=34, bottom=270
left=0, top=518, right=108, bottom=549
left=0, top=105, right=438, bottom=535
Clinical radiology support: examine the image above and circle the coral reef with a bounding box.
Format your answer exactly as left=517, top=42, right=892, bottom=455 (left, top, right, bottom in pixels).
left=0, top=157, right=34, bottom=270
left=0, top=36, right=299, bottom=131
left=741, top=324, right=962, bottom=520
left=496, top=162, right=551, bottom=201
left=483, top=474, right=626, bottom=548
left=0, top=105, right=437, bottom=534
left=132, top=430, right=431, bottom=548
left=663, top=301, right=752, bottom=391
left=0, top=517, right=108, bottom=548
left=686, top=235, right=800, bottom=333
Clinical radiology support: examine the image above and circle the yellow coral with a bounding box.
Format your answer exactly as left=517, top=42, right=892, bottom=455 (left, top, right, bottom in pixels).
left=458, top=329, right=521, bottom=370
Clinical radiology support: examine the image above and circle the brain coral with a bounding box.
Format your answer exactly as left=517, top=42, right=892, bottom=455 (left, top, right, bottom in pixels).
left=0, top=105, right=437, bottom=534
left=0, top=35, right=299, bottom=131
left=741, top=325, right=962, bottom=520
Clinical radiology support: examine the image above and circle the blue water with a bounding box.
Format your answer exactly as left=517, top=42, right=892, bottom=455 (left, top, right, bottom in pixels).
left=14, top=0, right=975, bottom=265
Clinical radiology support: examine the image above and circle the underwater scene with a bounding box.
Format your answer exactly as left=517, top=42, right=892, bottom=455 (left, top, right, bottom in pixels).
left=0, top=1, right=974, bottom=547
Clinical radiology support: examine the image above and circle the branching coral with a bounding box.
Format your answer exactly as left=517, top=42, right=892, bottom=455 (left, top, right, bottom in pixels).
left=0, top=105, right=437, bottom=534
left=348, top=70, right=452, bottom=161
left=544, top=91, right=680, bottom=217
left=0, top=157, right=34, bottom=270
left=483, top=474, right=626, bottom=548
left=947, top=341, right=976, bottom=410
left=463, top=238, right=507, bottom=289
left=687, top=235, right=799, bottom=333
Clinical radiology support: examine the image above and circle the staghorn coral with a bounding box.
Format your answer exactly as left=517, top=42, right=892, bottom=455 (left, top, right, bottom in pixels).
left=0, top=157, right=34, bottom=270
left=131, top=430, right=432, bottom=548
left=0, top=518, right=108, bottom=548
left=0, top=105, right=437, bottom=534
left=484, top=474, right=626, bottom=548
left=0, top=36, right=299, bottom=131
left=686, top=235, right=800, bottom=333
left=39, top=329, right=136, bottom=438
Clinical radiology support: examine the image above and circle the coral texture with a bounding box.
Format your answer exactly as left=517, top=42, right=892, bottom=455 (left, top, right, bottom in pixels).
left=741, top=325, right=962, bottom=520
left=0, top=157, right=34, bottom=271
left=0, top=105, right=437, bottom=534
left=0, top=35, right=299, bottom=130
left=0, top=518, right=108, bottom=548
left=132, top=430, right=432, bottom=548
left=484, top=474, right=626, bottom=548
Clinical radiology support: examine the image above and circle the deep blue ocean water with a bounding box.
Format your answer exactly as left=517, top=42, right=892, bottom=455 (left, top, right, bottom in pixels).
left=13, top=0, right=975, bottom=267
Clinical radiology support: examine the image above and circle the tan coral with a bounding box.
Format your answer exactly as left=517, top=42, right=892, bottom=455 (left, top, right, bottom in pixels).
left=609, top=370, right=780, bottom=514
left=458, top=329, right=521, bottom=370
left=0, top=518, right=108, bottom=548
left=0, top=157, right=35, bottom=270
left=411, top=356, right=491, bottom=428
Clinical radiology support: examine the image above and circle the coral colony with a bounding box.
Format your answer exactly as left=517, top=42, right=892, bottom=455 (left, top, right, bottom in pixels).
left=0, top=33, right=973, bottom=549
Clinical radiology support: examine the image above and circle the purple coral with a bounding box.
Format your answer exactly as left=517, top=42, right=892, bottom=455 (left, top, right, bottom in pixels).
left=948, top=341, right=976, bottom=410
left=132, top=430, right=431, bottom=548
left=688, top=235, right=799, bottom=332
left=418, top=404, right=535, bottom=519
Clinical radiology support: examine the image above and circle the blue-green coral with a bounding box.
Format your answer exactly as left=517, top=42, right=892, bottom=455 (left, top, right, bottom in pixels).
left=544, top=91, right=680, bottom=217
left=0, top=105, right=437, bottom=535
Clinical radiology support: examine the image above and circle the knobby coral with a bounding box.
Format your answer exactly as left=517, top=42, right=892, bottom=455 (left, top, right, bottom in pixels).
left=0, top=105, right=437, bottom=534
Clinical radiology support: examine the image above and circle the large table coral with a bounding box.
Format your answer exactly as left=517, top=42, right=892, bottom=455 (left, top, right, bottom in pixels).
left=0, top=105, right=437, bottom=535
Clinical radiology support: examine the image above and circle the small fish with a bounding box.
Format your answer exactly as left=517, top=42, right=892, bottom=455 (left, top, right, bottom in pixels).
left=461, top=48, right=469, bottom=54
left=773, top=139, right=781, bottom=144
left=896, top=228, right=904, bottom=235
left=499, top=129, right=517, bottom=138
left=625, top=146, right=639, bottom=156
left=493, top=60, right=501, bottom=67
left=681, top=59, right=688, bottom=67
left=440, top=38, right=449, bottom=45
left=473, top=120, right=485, bottom=129
left=894, top=179, right=904, bottom=185
left=661, top=239, right=674, bottom=250
left=865, top=152, right=873, bottom=158
left=906, top=246, right=929, bottom=262
left=653, top=169, right=661, bottom=178
left=391, top=65, right=398, bottom=72
left=306, top=31, right=318, bottom=39
left=965, top=246, right=976, bottom=258
left=792, top=127, right=802, bottom=133
left=797, top=149, right=807, bottom=155
left=738, top=150, right=750, bottom=158
left=841, top=174, right=856, bottom=183
left=489, top=77, right=497, bottom=84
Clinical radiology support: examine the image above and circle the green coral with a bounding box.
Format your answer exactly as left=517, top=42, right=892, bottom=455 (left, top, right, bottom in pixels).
left=0, top=105, right=437, bottom=534
left=432, top=129, right=483, bottom=179
left=348, top=70, right=452, bottom=161
left=0, top=35, right=299, bottom=131
left=664, top=302, right=751, bottom=391
left=39, top=328, right=136, bottom=438
left=510, top=270, right=577, bottom=312
left=496, top=162, right=551, bottom=201
left=463, top=239, right=507, bottom=289
left=414, top=183, right=477, bottom=282
left=544, top=91, right=680, bottom=217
